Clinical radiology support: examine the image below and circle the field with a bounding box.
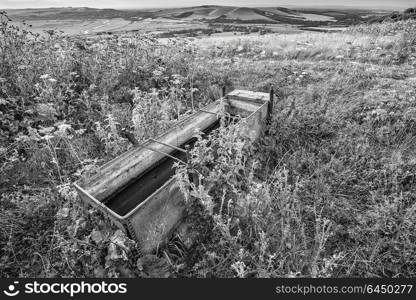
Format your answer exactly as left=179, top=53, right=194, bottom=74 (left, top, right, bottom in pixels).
left=1, top=8, right=416, bottom=278
left=4, top=6, right=387, bottom=36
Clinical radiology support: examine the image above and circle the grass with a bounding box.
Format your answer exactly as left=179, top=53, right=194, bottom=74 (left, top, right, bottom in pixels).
left=1, top=12, right=416, bottom=277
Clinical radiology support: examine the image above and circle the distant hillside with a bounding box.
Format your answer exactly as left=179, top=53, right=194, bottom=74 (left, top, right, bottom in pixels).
left=4, top=7, right=130, bottom=20
left=146, top=5, right=372, bottom=25
left=368, top=7, right=416, bottom=23
left=4, top=5, right=385, bottom=26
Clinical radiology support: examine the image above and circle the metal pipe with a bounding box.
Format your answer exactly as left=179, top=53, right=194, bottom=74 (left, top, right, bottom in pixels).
left=199, top=109, right=221, bottom=117
left=247, top=101, right=269, bottom=121
left=148, top=138, right=187, bottom=154
left=140, top=145, right=187, bottom=166
left=199, top=108, right=242, bottom=123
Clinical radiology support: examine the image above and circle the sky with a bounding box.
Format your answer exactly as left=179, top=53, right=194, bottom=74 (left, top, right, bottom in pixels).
left=0, top=0, right=414, bottom=9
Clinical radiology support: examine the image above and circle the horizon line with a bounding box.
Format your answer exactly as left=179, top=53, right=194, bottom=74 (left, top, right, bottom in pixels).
left=0, top=4, right=407, bottom=11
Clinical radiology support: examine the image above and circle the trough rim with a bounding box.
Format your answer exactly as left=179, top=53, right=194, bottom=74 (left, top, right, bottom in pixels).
left=73, top=176, right=178, bottom=222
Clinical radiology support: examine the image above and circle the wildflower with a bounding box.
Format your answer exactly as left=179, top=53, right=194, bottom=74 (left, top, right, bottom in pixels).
left=55, top=123, right=73, bottom=139
left=75, top=129, right=86, bottom=135
left=56, top=207, right=70, bottom=219
left=371, top=108, right=387, bottom=116
left=38, top=126, right=55, bottom=135
left=41, top=134, right=54, bottom=141
left=57, top=123, right=72, bottom=132
left=152, top=70, right=163, bottom=77
left=171, top=74, right=182, bottom=85
left=231, top=261, right=246, bottom=278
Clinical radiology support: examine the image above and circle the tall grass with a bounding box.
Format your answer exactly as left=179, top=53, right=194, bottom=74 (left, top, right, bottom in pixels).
left=1, top=14, right=416, bottom=277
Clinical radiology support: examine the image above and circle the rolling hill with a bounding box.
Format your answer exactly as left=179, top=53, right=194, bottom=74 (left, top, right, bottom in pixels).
left=4, top=5, right=383, bottom=24
left=139, top=5, right=375, bottom=25
left=4, top=7, right=130, bottom=20
left=3, top=5, right=393, bottom=35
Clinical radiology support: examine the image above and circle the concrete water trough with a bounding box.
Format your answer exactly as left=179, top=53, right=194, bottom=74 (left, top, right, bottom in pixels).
left=74, top=89, right=273, bottom=253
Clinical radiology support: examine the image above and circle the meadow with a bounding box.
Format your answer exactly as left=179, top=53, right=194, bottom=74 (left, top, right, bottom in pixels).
left=4, top=6, right=377, bottom=36
left=1, top=10, right=416, bottom=277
